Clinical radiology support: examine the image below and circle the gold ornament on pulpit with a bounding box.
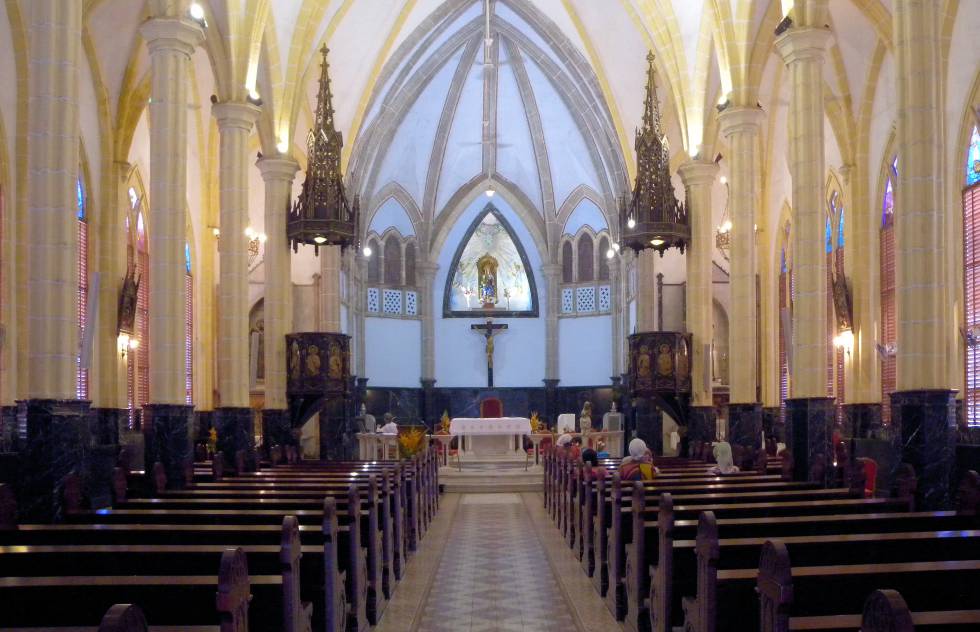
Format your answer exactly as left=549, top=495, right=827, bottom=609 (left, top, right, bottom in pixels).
left=306, top=345, right=321, bottom=377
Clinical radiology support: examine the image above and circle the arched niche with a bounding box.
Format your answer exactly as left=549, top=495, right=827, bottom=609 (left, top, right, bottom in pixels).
left=442, top=204, right=539, bottom=318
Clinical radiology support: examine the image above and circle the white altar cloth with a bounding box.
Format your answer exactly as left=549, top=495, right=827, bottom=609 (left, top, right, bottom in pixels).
left=449, top=417, right=531, bottom=456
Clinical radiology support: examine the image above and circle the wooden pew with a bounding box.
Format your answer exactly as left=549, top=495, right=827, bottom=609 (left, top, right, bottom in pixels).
left=0, top=547, right=255, bottom=631
left=2, top=491, right=367, bottom=632
left=681, top=514, right=980, bottom=632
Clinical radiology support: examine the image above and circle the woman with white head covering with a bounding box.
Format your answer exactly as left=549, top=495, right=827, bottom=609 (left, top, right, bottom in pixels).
left=708, top=441, right=739, bottom=475
left=557, top=433, right=573, bottom=448
left=620, top=438, right=659, bottom=480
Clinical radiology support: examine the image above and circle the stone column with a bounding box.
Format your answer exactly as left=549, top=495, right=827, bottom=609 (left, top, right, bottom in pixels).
left=635, top=251, right=658, bottom=332
left=211, top=102, right=260, bottom=472
left=839, top=163, right=882, bottom=436
left=775, top=26, right=835, bottom=483
left=137, top=14, right=203, bottom=488
left=541, top=262, right=562, bottom=424
left=418, top=261, right=439, bottom=427
left=609, top=257, right=624, bottom=377
left=18, top=0, right=89, bottom=520
left=257, top=156, right=299, bottom=452
left=319, top=246, right=342, bottom=332
left=718, top=106, right=766, bottom=448
left=890, top=0, right=954, bottom=509
left=679, top=160, right=719, bottom=443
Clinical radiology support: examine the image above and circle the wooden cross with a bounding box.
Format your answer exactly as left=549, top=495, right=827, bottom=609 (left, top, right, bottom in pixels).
left=471, top=319, right=508, bottom=388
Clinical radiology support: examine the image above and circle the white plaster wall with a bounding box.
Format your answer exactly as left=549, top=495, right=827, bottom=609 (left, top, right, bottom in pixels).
left=433, top=196, right=546, bottom=386
left=558, top=315, right=612, bottom=385
left=365, top=317, right=421, bottom=387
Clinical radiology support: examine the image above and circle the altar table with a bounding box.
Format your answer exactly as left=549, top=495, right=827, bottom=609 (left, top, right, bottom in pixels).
left=449, top=417, right=532, bottom=457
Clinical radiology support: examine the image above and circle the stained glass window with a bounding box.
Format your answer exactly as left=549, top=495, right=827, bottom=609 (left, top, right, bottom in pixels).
left=966, top=126, right=980, bottom=187
left=824, top=215, right=832, bottom=254
left=185, top=242, right=192, bottom=274
left=76, top=178, right=85, bottom=220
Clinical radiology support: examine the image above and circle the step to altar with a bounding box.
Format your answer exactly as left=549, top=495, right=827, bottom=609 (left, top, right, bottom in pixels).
left=439, top=458, right=544, bottom=493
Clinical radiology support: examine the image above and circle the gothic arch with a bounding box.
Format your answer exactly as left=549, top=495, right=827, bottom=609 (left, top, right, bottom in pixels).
left=441, top=204, right=540, bottom=318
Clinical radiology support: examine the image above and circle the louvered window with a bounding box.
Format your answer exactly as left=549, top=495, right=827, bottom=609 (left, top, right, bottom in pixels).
left=881, top=159, right=898, bottom=424
left=185, top=269, right=193, bottom=406
left=383, top=236, right=402, bottom=285
left=76, top=179, right=89, bottom=400
left=965, top=182, right=980, bottom=426
left=779, top=262, right=790, bottom=422
left=128, top=211, right=150, bottom=430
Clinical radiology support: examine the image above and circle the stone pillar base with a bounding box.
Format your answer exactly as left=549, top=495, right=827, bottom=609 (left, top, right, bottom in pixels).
left=194, top=410, right=214, bottom=444
left=543, top=379, right=560, bottom=427
left=420, top=379, right=437, bottom=430
left=632, top=396, right=663, bottom=456
left=842, top=403, right=882, bottom=440
left=761, top=407, right=781, bottom=442
left=890, top=390, right=956, bottom=510
left=143, top=404, right=193, bottom=489
left=262, top=409, right=294, bottom=453
left=15, top=399, right=91, bottom=522
left=90, top=408, right=126, bottom=446
left=214, top=407, right=256, bottom=473
left=728, top=402, right=762, bottom=449
left=320, top=396, right=354, bottom=461
left=785, top=397, right=836, bottom=484
left=687, top=406, right=717, bottom=445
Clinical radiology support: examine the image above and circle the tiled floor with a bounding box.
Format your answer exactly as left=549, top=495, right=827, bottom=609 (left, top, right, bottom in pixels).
left=377, top=492, right=619, bottom=632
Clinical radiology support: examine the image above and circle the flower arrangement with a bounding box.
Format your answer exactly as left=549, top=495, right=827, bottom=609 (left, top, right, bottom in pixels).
left=437, top=410, right=451, bottom=435
left=398, top=426, right=428, bottom=458
left=207, top=427, right=218, bottom=456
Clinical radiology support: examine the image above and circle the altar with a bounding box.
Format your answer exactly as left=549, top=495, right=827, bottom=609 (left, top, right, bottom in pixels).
left=449, top=417, right=531, bottom=457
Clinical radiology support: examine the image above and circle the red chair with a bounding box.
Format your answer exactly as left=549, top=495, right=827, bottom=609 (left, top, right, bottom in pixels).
left=480, top=397, right=503, bottom=418
left=859, top=457, right=878, bottom=498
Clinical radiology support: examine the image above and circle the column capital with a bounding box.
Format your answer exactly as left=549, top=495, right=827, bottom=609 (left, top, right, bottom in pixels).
left=212, top=101, right=261, bottom=131
left=416, top=261, right=439, bottom=279
left=140, top=17, right=204, bottom=57
left=774, top=26, right=831, bottom=66
left=256, top=155, right=300, bottom=181
left=718, top=105, right=765, bottom=138
left=540, top=263, right=562, bottom=278
left=677, top=160, right=719, bottom=187
left=838, top=162, right=855, bottom=187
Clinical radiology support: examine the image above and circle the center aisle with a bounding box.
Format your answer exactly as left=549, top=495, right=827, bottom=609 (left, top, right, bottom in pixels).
left=376, top=492, right=619, bottom=632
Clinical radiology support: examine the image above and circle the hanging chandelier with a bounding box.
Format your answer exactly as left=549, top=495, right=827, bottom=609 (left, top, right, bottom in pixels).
left=621, top=52, right=688, bottom=257
left=287, top=45, right=359, bottom=254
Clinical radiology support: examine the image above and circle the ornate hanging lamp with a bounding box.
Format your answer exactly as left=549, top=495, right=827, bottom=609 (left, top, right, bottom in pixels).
left=287, top=45, right=359, bottom=254
left=621, top=52, right=688, bottom=256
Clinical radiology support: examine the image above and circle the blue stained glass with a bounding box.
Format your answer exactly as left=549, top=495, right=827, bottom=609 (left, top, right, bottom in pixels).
left=891, top=155, right=899, bottom=176
left=780, top=248, right=787, bottom=274
left=185, top=243, right=192, bottom=274
left=825, top=216, right=833, bottom=253
left=76, top=178, right=85, bottom=220
left=882, top=178, right=894, bottom=228
left=967, top=126, right=980, bottom=187
left=837, top=210, right=845, bottom=249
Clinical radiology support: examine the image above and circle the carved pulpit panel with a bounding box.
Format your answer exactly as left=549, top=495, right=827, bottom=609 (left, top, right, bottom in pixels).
left=286, top=332, right=350, bottom=397
left=627, top=331, right=692, bottom=396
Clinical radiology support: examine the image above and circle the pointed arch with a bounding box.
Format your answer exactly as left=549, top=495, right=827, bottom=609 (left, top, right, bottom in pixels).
left=442, top=204, right=539, bottom=318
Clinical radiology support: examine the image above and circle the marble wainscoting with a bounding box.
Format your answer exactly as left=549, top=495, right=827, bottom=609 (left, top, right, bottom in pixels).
left=890, top=390, right=956, bottom=510
left=361, top=386, right=620, bottom=432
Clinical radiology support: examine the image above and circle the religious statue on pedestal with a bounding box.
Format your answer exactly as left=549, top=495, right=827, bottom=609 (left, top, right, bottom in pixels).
left=580, top=401, right=593, bottom=435
left=477, top=254, right=498, bottom=308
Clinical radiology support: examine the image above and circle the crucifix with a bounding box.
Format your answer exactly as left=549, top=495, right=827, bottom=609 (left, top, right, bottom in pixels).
left=471, top=318, right=508, bottom=388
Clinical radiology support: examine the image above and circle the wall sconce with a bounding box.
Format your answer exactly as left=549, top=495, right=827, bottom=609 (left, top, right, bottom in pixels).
left=833, top=329, right=854, bottom=355
left=118, top=333, right=139, bottom=359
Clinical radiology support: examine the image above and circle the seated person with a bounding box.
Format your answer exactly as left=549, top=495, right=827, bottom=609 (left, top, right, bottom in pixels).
left=595, top=439, right=610, bottom=459
left=556, top=433, right=573, bottom=450
left=581, top=448, right=607, bottom=480
left=708, top=441, right=740, bottom=475
left=620, top=438, right=659, bottom=480
left=568, top=436, right=583, bottom=461
left=378, top=413, right=399, bottom=435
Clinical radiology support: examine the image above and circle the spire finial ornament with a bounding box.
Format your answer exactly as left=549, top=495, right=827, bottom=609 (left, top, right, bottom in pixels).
left=287, top=45, right=359, bottom=254
left=621, top=50, right=688, bottom=256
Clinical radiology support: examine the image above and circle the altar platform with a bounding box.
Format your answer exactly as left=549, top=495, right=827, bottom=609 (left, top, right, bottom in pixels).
left=439, top=455, right=543, bottom=493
